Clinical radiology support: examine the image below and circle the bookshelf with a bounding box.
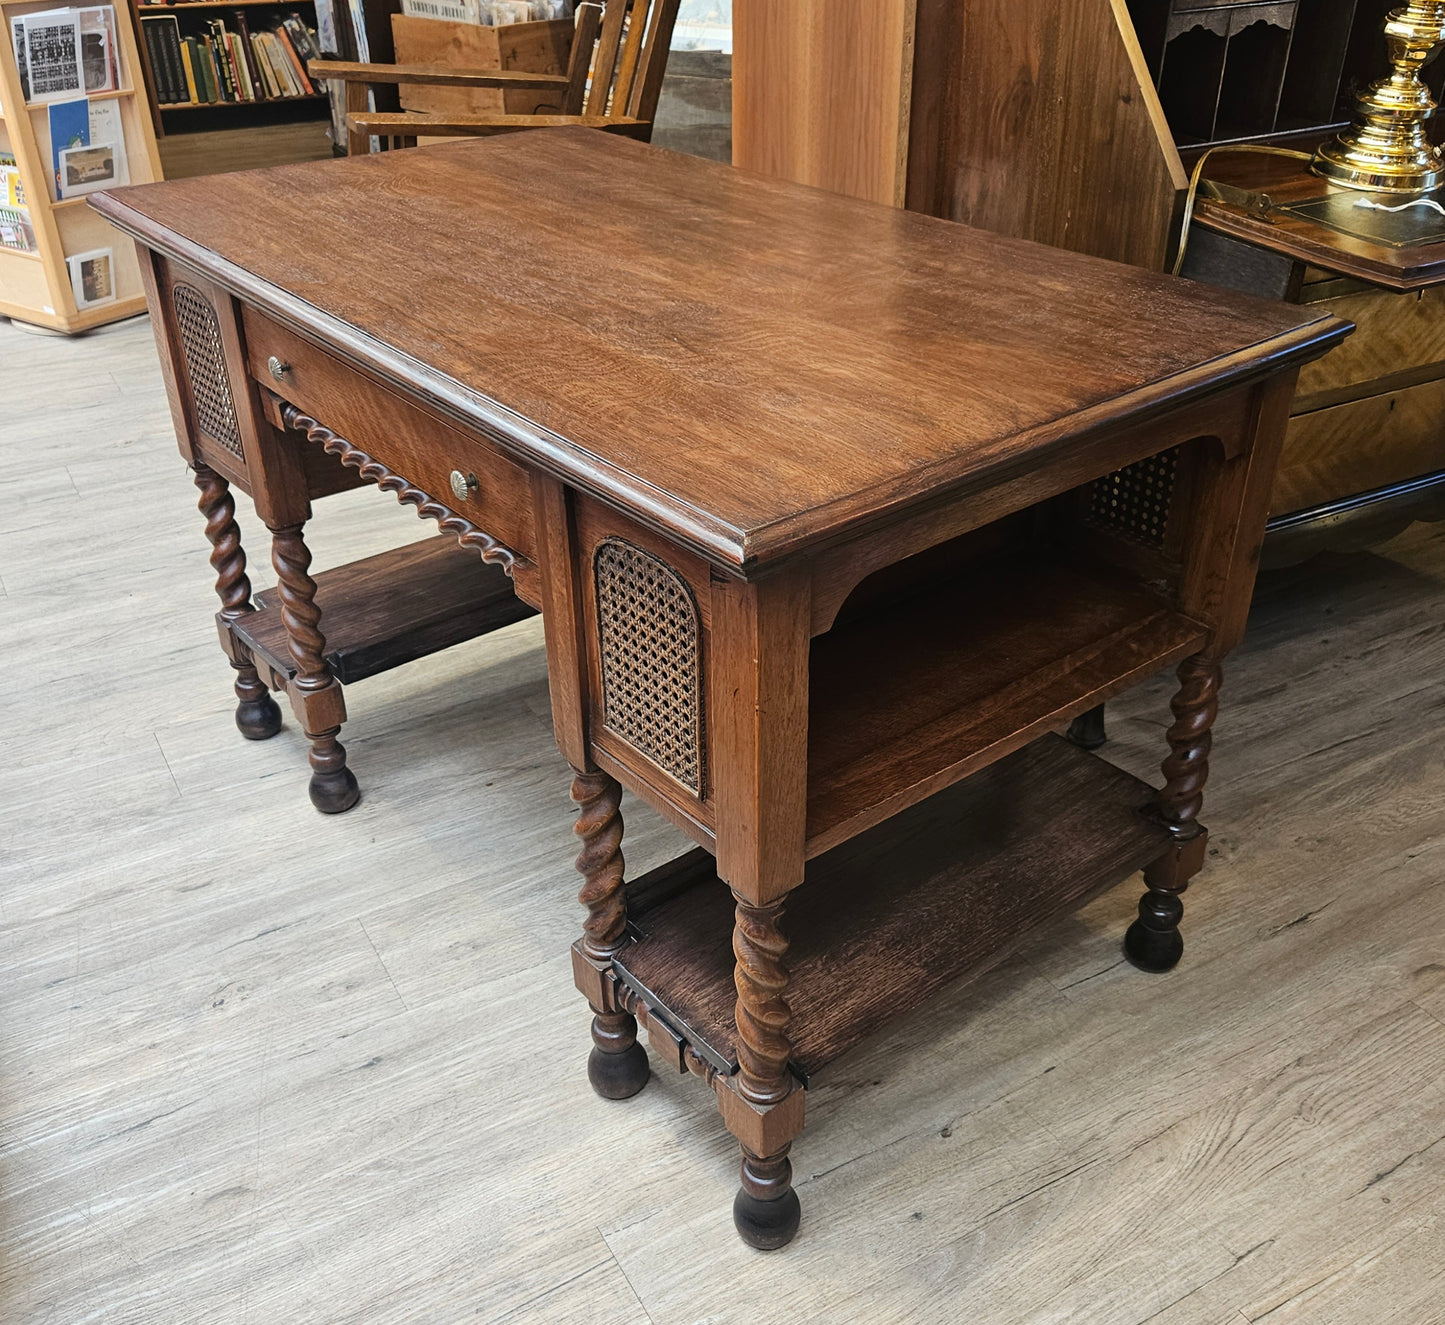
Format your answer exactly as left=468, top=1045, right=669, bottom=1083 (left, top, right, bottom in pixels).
left=130, top=0, right=328, bottom=132
left=0, top=0, right=163, bottom=331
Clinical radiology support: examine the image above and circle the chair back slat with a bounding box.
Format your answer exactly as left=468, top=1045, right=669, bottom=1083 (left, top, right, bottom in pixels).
left=626, top=0, right=680, bottom=124
left=586, top=0, right=630, bottom=116
left=562, top=2, right=603, bottom=114
left=611, top=0, right=650, bottom=114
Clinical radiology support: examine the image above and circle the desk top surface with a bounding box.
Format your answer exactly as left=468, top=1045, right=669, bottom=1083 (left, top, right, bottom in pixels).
left=96, top=131, right=1347, bottom=569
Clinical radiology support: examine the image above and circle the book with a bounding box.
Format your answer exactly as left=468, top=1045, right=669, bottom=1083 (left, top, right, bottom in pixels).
left=68, top=246, right=116, bottom=309
left=233, top=11, right=265, bottom=100
left=191, top=36, right=218, bottom=101
left=0, top=205, right=38, bottom=253
left=179, top=35, right=199, bottom=103
left=78, top=6, right=118, bottom=94
left=10, top=18, right=31, bottom=102
left=47, top=97, right=90, bottom=198
left=207, top=20, right=235, bottom=99
left=22, top=9, right=86, bottom=103
left=229, top=30, right=253, bottom=99
left=157, top=15, right=186, bottom=105
left=271, top=25, right=314, bottom=95
left=262, top=32, right=296, bottom=96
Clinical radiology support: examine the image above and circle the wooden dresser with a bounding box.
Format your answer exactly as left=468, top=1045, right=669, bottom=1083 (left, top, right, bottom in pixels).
left=94, top=130, right=1347, bottom=1247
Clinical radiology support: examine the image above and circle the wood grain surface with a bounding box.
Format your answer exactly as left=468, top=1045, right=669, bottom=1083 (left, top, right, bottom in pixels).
left=1276, top=376, right=1445, bottom=515
left=92, top=131, right=1346, bottom=570
left=619, top=735, right=1173, bottom=1078
left=4, top=315, right=1445, bottom=1320
left=906, top=0, right=1188, bottom=272
left=242, top=536, right=534, bottom=685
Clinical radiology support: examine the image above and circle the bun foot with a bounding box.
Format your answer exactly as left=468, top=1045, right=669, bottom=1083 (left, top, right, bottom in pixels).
left=733, top=1187, right=801, bottom=1250
left=733, top=1145, right=800, bottom=1249
left=1124, top=888, right=1184, bottom=972
left=587, top=1009, right=649, bottom=1100
left=235, top=691, right=283, bottom=741
left=1066, top=703, right=1108, bottom=751
left=308, top=766, right=361, bottom=814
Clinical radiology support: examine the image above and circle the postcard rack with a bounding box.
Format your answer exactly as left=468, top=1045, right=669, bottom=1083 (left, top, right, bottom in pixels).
left=0, top=0, right=161, bottom=332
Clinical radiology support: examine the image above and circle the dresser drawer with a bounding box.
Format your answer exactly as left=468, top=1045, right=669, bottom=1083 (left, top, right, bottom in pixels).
left=1294, top=285, right=1445, bottom=413
left=243, top=308, right=537, bottom=562
left=1274, top=376, right=1445, bottom=516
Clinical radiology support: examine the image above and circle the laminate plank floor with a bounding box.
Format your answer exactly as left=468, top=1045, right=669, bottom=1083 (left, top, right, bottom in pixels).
left=1, top=314, right=1442, bottom=1324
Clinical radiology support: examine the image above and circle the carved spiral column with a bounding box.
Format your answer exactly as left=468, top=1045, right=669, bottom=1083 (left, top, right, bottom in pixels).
left=269, top=522, right=359, bottom=813
left=1127, top=653, right=1223, bottom=973
left=572, top=770, right=627, bottom=960
left=571, top=769, right=648, bottom=1100
left=192, top=463, right=280, bottom=741
left=732, top=896, right=794, bottom=1106
left=1154, top=653, right=1221, bottom=837
left=730, top=893, right=802, bottom=1248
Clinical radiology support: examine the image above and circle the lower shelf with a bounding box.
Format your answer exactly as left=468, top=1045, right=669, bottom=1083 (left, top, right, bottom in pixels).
left=615, top=734, right=1175, bottom=1083
left=239, top=534, right=535, bottom=685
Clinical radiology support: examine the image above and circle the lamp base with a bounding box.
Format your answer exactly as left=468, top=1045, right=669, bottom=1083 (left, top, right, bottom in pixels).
left=1311, top=135, right=1445, bottom=194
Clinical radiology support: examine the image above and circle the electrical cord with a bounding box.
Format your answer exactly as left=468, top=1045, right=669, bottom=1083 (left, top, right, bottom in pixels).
left=1172, top=144, right=1315, bottom=277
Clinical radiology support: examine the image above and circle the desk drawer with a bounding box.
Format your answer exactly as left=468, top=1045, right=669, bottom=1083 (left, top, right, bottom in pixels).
left=243, top=309, right=537, bottom=562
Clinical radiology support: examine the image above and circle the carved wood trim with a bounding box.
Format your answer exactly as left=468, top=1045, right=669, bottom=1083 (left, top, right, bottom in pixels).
left=277, top=401, right=521, bottom=577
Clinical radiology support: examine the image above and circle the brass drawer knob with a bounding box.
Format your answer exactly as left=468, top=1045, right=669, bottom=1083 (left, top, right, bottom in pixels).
left=450, top=469, right=479, bottom=503
left=267, top=355, right=290, bottom=381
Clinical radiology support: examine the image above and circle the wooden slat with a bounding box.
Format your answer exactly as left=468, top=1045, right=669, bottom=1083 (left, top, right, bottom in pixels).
left=563, top=2, right=604, bottom=114
left=309, top=60, right=569, bottom=89
left=237, top=536, right=535, bottom=685
left=618, top=735, right=1174, bottom=1078
left=346, top=112, right=643, bottom=137
left=588, top=0, right=631, bottom=115
left=625, top=0, right=680, bottom=125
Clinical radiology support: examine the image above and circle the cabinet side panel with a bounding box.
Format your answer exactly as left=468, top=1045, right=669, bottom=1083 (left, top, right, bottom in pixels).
left=908, top=0, right=1187, bottom=271
left=733, top=0, right=915, bottom=207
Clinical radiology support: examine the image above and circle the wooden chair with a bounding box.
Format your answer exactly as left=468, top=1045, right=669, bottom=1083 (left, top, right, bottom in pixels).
left=309, top=0, right=679, bottom=156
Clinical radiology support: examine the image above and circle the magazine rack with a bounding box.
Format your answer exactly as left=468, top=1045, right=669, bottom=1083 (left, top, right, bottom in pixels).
left=0, top=0, right=161, bottom=331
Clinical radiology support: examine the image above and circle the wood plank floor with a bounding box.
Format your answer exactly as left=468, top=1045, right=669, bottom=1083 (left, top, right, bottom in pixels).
left=1, top=313, right=1443, bottom=1324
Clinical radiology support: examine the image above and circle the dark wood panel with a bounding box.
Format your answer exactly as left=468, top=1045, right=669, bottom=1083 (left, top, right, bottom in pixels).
left=93, top=131, right=1346, bottom=572
left=238, top=535, right=535, bottom=685
left=617, top=734, right=1175, bottom=1080
left=805, top=556, right=1207, bottom=854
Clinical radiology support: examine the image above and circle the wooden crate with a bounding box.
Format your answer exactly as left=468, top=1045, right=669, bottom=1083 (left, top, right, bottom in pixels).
left=390, top=14, right=572, bottom=116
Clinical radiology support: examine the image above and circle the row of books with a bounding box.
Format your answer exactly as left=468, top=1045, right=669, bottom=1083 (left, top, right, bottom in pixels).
left=140, top=12, right=320, bottom=105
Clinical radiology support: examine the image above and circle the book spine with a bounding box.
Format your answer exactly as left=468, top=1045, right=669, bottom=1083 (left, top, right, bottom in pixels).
left=179, top=38, right=199, bottom=104
left=260, top=34, right=292, bottom=97
left=272, top=26, right=314, bottom=96
left=209, top=22, right=235, bottom=100
left=200, top=35, right=223, bottom=102
left=160, top=19, right=187, bottom=108
left=229, top=31, right=253, bottom=100
left=141, top=20, right=174, bottom=103
left=233, top=12, right=266, bottom=100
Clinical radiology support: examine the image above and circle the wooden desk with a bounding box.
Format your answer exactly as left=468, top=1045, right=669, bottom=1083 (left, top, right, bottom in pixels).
left=93, top=131, right=1348, bottom=1249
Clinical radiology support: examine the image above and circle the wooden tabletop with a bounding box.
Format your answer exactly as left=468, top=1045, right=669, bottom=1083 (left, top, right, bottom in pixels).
left=1193, top=149, right=1445, bottom=292
left=94, top=131, right=1347, bottom=570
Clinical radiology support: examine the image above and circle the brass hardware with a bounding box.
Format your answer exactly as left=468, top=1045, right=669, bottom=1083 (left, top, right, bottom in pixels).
left=449, top=469, right=478, bottom=503
left=267, top=355, right=291, bottom=381
left=1312, top=1, right=1445, bottom=194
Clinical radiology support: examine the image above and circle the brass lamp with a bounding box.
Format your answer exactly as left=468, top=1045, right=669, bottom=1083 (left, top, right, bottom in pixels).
left=1313, top=1, right=1445, bottom=193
